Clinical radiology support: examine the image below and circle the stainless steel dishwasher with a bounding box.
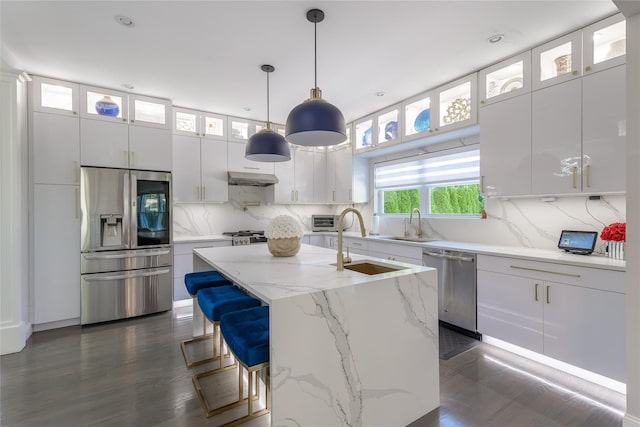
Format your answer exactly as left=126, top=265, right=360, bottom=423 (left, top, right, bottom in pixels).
left=422, top=248, right=477, bottom=333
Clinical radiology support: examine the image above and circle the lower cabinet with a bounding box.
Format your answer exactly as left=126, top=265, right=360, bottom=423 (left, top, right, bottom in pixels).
left=173, top=240, right=232, bottom=301
left=477, top=254, right=625, bottom=382
left=33, top=184, right=81, bottom=326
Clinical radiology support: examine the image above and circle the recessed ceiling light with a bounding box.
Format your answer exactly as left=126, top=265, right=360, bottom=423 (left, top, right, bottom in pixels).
left=121, top=83, right=134, bottom=90
left=115, top=15, right=134, bottom=27
left=243, top=107, right=252, bottom=112
left=488, top=34, right=504, bottom=44
left=376, top=91, right=385, bottom=97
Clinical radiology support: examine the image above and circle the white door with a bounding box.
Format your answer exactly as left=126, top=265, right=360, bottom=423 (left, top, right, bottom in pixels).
left=581, top=65, right=626, bottom=193
left=172, top=135, right=201, bottom=203
left=480, top=93, right=532, bottom=196
left=128, top=126, right=172, bottom=171
left=32, top=112, right=80, bottom=185
left=200, top=139, right=229, bottom=202
left=294, top=148, right=315, bottom=203
left=531, top=79, right=582, bottom=194
left=542, top=281, right=625, bottom=382
left=33, top=184, right=81, bottom=324
left=477, top=269, right=544, bottom=353
left=80, top=119, right=129, bottom=168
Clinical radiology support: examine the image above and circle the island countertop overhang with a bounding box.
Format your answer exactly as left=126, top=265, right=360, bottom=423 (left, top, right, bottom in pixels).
left=194, top=243, right=435, bottom=304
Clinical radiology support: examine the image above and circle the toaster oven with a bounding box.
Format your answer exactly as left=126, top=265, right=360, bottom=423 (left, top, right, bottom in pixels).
left=312, top=215, right=340, bottom=232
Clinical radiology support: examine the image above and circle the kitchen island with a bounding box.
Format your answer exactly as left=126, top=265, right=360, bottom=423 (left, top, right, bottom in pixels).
left=193, top=243, right=439, bottom=427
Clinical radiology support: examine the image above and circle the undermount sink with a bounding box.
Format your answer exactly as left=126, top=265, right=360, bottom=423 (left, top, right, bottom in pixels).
left=342, top=261, right=408, bottom=275
left=384, top=236, right=436, bottom=243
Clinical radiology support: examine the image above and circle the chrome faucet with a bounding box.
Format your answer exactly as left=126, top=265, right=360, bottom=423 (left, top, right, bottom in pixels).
left=409, top=208, right=423, bottom=238
left=337, top=208, right=366, bottom=271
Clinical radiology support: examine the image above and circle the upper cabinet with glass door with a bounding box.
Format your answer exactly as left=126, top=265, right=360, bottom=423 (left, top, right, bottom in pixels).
left=129, top=93, right=171, bottom=129
left=479, top=51, right=531, bottom=106
left=403, top=89, right=437, bottom=141
left=32, top=76, right=79, bottom=117
left=377, top=105, right=400, bottom=147
left=227, top=116, right=262, bottom=143
left=80, top=85, right=129, bottom=124
left=532, top=30, right=582, bottom=90
left=437, top=73, right=477, bottom=133
left=173, top=107, right=227, bottom=140
left=583, top=14, right=626, bottom=75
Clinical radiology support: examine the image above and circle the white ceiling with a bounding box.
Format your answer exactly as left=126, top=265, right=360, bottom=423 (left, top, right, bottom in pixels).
left=1, top=1, right=619, bottom=125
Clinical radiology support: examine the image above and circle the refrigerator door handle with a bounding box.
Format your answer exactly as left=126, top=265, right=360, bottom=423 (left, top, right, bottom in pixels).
left=129, top=172, right=138, bottom=248
left=83, top=268, right=171, bottom=282
left=83, top=250, right=171, bottom=260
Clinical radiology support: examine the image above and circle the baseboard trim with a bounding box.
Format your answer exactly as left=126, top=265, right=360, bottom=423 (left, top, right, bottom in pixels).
left=0, top=320, right=31, bottom=355
left=624, top=413, right=640, bottom=427
left=33, top=317, right=80, bottom=332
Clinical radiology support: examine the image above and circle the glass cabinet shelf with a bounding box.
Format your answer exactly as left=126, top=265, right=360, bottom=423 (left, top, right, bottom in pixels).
left=85, top=91, right=124, bottom=118
left=377, top=109, right=399, bottom=144
left=540, top=42, right=573, bottom=82
left=404, top=95, right=432, bottom=137
left=41, top=83, right=73, bottom=111
left=593, top=21, right=625, bottom=64
left=439, top=81, right=472, bottom=128
left=355, top=118, right=373, bottom=150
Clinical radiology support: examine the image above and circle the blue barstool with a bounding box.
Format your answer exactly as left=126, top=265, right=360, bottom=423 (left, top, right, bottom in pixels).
left=193, top=305, right=270, bottom=422
left=181, top=271, right=233, bottom=368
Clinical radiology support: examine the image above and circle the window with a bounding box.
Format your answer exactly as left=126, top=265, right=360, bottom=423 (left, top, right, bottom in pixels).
left=375, top=147, right=484, bottom=216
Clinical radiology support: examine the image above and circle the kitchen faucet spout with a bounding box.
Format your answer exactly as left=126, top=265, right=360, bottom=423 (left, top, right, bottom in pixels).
left=409, top=208, right=423, bottom=238
left=337, top=208, right=366, bottom=271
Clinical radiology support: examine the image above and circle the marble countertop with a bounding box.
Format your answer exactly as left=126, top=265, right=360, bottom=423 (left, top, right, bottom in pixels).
left=173, top=234, right=232, bottom=244
left=308, top=231, right=625, bottom=272
left=194, top=243, right=434, bottom=304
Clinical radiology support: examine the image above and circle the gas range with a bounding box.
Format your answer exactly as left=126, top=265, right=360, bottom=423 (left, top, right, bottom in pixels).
left=222, top=230, right=268, bottom=246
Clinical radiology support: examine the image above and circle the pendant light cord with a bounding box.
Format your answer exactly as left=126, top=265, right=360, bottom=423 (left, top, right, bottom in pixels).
left=314, top=18, right=317, bottom=88
left=266, top=70, right=270, bottom=124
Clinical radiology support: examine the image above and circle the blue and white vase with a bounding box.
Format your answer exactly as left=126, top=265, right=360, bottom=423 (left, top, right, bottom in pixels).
left=95, top=96, right=120, bottom=117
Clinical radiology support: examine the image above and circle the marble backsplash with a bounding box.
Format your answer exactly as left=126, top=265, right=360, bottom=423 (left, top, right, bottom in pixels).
left=174, top=186, right=625, bottom=254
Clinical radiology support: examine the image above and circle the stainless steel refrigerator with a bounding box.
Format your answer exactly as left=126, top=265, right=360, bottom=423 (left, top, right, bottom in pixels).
left=80, top=167, right=173, bottom=325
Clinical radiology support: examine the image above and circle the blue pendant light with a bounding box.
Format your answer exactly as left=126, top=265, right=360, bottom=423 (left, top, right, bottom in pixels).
left=285, top=8, right=347, bottom=147
left=246, top=64, right=291, bottom=162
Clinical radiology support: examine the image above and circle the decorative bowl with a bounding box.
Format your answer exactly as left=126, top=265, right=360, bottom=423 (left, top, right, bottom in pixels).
left=362, top=128, right=372, bottom=146
left=95, top=96, right=120, bottom=117
left=414, top=108, right=430, bottom=132
left=267, top=237, right=301, bottom=257
left=384, top=121, right=398, bottom=141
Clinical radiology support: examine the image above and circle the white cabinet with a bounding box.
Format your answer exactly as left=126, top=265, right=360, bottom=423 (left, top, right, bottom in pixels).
left=531, top=78, right=582, bottom=195
left=227, top=141, right=275, bottom=175
left=172, top=135, right=228, bottom=203
left=31, top=76, right=79, bottom=117
left=367, top=240, right=423, bottom=265
left=32, top=112, right=80, bottom=185
left=581, top=65, right=626, bottom=193
left=326, top=144, right=369, bottom=204
left=532, top=30, right=582, bottom=91
left=80, top=91, right=172, bottom=171
left=271, top=147, right=319, bottom=204
left=583, top=14, right=626, bottom=75
left=227, top=116, right=262, bottom=143
left=479, top=51, right=531, bottom=106
left=33, top=185, right=81, bottom=324
left=477, top=255, right=625, bottom=382
left=480, top=93, right=532, bottom=197
left=353, top=105, right=401, bottom=153
left=173, top=106, right=226, bottom=140
left=173, top=240, right=232, bottom=301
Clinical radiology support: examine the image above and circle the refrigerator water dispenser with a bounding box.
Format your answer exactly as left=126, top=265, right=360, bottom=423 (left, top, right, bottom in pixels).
left=101, top=214, right=123, bottom=247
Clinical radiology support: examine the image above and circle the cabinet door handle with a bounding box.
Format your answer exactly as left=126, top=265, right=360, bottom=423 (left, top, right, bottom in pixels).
left=196, top=186, right=200, bottom=200
left=546, top=285, right=551, bottom=304
left=130, top=151, right=135, bottom=167
left=123, top=150, right=128, bottom=166
left=202, top=186, right=206, bottom=200
left=296, top=190, right=299, bottom=202
left=243, top=166, right=260, bottom=170
left=585, top=165, right=591, bottom=188
left=585, top=66, right=592, bottom=72
left=481, top=175, right=485, bottom=193
left=351, top=242, right=362, bottom=247
left=510, top=265, right=580, bottom=278
left=75, top=188, right=79, bottom=219
left=333, top=190, right=336, bottom=202
left=123, top=118, right=127, bottom=122
left=572, top=166, right=577, bottom=189
left=74, top=160, right=79, bottom=183
left=291, top=190, right=295, bottom=202
left=534, top=283, right=539, bottom=301
left=572, top=70, right=578, bottom=75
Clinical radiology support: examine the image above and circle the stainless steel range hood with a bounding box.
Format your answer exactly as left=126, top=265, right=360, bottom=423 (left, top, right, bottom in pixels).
left=227, top=171, right=279, bottom=187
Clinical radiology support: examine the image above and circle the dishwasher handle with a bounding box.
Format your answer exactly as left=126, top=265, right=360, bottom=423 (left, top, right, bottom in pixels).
left=422, top=250, right=474, bottom=262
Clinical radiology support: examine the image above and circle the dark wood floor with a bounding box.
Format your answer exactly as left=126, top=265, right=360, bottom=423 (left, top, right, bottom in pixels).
left=1, top=306, right=625, bottom=427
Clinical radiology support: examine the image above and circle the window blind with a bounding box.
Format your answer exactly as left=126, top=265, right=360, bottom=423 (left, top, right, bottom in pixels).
left=374, top=148, right=480, bottom=189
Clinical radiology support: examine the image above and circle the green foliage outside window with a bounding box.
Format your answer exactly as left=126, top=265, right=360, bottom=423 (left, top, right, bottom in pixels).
left=430, top=184, right=484, bottom=215
left=382, top=189, right=420, bottom=214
